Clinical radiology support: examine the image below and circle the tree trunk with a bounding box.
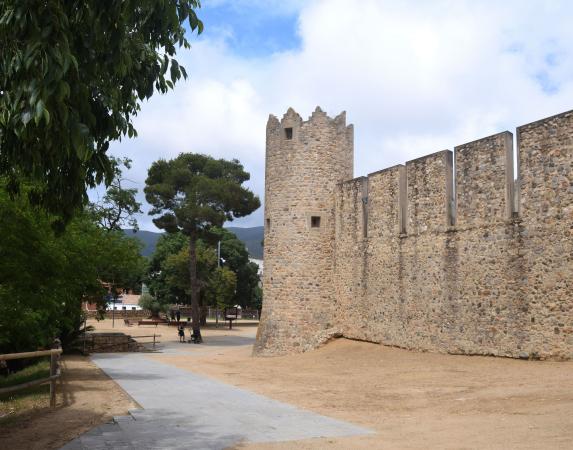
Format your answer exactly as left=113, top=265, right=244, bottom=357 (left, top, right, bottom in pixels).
left=188, top=232, right=203, bottom=343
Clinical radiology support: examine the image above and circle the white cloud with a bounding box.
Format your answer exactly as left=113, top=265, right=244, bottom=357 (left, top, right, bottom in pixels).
left=106, top=0, right=573, bottom=231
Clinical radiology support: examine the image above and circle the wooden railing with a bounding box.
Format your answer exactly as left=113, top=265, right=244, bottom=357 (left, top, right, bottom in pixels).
left=0, top=343, right=62, bottom=408
left=134, top=334, right=161, bottom=350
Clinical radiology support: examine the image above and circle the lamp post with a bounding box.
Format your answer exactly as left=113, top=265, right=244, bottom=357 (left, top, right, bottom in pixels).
left=112, top=292, right=116, bottom=328
left=215, top=240, right=221, bottom=326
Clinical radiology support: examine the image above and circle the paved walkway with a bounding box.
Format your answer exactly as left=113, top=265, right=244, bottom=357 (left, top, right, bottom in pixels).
left=62, top=336, right=372, bottom=449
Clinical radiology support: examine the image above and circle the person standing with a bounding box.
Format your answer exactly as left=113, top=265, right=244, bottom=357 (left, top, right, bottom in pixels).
left=178, top=325, right=185, bottom=343
left=176, top=310, right=181, bottom=322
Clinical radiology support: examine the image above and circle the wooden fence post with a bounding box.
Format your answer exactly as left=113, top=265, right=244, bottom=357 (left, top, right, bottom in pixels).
left=50, top=338, right=61, bottom=408
left=49, top=352, right=57, bottom=408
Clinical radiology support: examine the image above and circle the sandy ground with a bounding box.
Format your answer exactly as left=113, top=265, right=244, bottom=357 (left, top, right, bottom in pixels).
left=89, top=318, right=260, bottom=339
left=8, top=319, right=569, bottom=449
left=141, top=324, right=573, bottom=450
left=0, top=355, right=138, bottom=450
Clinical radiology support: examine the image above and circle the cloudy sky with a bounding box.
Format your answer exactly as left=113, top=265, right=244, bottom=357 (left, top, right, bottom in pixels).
left=98, top=0, right=573, bottom=231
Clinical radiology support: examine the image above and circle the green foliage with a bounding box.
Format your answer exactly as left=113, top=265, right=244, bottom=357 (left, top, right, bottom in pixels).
left=204, top=267, right=236, bottom=310
left=145, top=154, right=260, bottom=235
left=96, top=230, right=146, bottom=295
left=145, top=231, right=189, bottom=304
left=0, top=360, right=49, bottom=389
left=88, top=157, right=142, bottom=232
left=145, top=155, right=260, bottom=339
left=0, top=185, right=145, bottom=354
left=0, top=1, right=202, bottom=223
left=209, top=227, right=261, bottom=308
left=138, top=293, right=167, bottom=318
left=146, top=229, right=261, bottom=309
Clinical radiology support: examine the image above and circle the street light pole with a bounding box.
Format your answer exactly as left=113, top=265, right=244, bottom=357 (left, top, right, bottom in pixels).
left=111, top=280, right=116, bottom=328
left=216, top=240, right=221, bottom=327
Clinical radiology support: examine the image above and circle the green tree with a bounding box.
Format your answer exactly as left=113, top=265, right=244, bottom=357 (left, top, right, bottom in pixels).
left=204, top=267, right=236, bottom=312
left=96, top=228, right=146, bottom=316
left=88, top=157, right=142, bottom=232
left=147, top=232, right=190, bottom=305
left=145, top=154, right=260, bottom=342
left=0, top=185, right=145, bottom=355
left=146, top=233, right=212, bottom=306
left=163, top=241, right=216, bottom=304
left=209, top=227, right=261, bottom=308
left=0, top=1, right=202, bottom=224
left=146, top=229, right=261, bottom=312
left=138, top=293, right=167, bottom=319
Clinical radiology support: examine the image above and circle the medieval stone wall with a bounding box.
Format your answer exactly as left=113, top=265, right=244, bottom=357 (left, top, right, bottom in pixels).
left=256, top=107, right=572, bottom=360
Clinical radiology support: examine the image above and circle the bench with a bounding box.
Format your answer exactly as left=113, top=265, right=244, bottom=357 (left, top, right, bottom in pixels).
left=123, top=319, right=133, bottom=327
left=138, top=320, right=163, bottom=326
left=168, top=321, right=192, bottom=327
left=224, top=307, right=239, bottom=330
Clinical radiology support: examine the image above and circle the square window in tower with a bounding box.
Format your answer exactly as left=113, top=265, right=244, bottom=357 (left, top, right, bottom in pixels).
left=311, top=216, right=321, bottom=228
left=284, top=127, right=293, bottom=140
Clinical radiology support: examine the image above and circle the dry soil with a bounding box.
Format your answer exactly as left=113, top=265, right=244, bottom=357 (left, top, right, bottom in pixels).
left=151, top=326, right=573, bottom=450
left=4, top=319, right=571, bottom=450
left=0, top=355, right=138, bottom=450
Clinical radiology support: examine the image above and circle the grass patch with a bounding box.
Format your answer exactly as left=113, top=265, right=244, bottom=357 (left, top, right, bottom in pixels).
left=0, top=359, right=50, bottom=389
left=0, top=360, right=51, bottom=423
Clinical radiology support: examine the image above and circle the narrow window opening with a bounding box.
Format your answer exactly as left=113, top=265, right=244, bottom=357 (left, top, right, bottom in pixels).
left=398, top=165, right=407, bottom=235
left=266, top=218, right=271, bottom=230
left=284, top=127, right=293, bottom=140
left=362, top=196, right=368, bottom=238
left=361, top=178, right=369, bottom=238
left=311, top=216, right=321, bottom=228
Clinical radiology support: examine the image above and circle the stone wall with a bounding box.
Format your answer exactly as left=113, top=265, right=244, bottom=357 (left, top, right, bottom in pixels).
left=85, top=310, right=150, bottom=319
left=256, top=107, right=573, bottom=360
left=334, top=110, right=572, bottom=360
left=84, top=332, right=140, bottom=352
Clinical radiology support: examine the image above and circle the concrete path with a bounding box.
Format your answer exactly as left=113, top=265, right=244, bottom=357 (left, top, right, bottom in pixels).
left=62, top=338, right=372, bottom=449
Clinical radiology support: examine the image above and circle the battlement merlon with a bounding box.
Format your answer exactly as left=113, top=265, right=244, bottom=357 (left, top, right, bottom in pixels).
left=517, top=109, right=573, bottom=223
left=267, top=107, right=353, bottom=134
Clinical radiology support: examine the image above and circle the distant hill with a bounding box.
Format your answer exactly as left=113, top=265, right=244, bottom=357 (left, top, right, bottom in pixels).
left=226, top=226, right=264, bottom=259
left=123, top=226, right=264, bottom=259
left=123, top=229, right=162, bottom=257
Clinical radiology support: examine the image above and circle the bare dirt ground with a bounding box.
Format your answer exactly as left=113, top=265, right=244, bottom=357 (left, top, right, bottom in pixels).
left=89, top=317, right=260, bottom=339
left=5, top=320, right=570, bottom=449
left=150, top=327, right=573, bottom=450
left=0, top=355, right=138, bottom=450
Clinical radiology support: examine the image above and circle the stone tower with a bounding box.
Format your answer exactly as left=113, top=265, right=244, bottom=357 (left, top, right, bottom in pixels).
left=253, top=107, right=354, bottom=356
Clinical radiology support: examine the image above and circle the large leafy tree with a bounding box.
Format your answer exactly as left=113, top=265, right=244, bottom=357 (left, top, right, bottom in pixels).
left=145, top=154, right=260, bottom=342
left=146, top=232, right=190, bottom=304
left=148, top=229, right=261, bottom=309
left=0, top=185, right=145, bottom=355
left=158, top=238, right=217, bottom=306
left=88, top=157, right=142, bottom=232
left=0, top=1, right=202, bottom=224
left=209, top=227, right=261, bottom=308
left=203, top=267, right=236, bottom=314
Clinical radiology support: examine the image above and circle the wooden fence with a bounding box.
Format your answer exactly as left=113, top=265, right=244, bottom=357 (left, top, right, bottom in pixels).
left=0, top=343, right=62, bottom=408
